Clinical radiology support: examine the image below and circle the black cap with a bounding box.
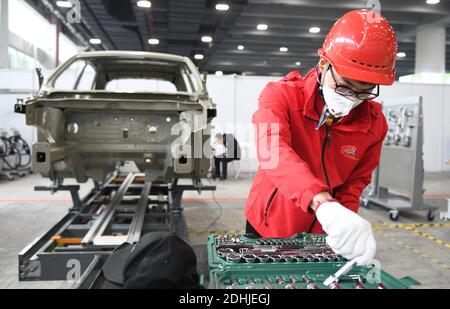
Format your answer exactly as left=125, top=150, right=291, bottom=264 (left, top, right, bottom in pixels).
left=102, top=232, right=199, bottom=289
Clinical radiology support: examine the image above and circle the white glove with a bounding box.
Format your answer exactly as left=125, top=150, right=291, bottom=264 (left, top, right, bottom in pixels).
left=316, top=201, right=376, bottom=266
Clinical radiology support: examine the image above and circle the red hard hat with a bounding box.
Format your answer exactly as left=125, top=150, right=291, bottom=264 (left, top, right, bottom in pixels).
left=318, top=9, right=398, bottom=85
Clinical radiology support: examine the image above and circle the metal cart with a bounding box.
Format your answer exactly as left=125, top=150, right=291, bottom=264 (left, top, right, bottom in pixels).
left=361, top=96, right=439, bottom=221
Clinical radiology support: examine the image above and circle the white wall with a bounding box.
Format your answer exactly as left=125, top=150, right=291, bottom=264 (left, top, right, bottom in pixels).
left=208, top=74, right=450, bottom=173
left=0, top=69, right=41, bottom=146
left=207, top=75, right=277, bottom=171
left=379, top=83, right=450, bottom=172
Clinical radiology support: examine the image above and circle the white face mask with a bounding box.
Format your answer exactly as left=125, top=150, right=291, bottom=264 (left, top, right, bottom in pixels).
left=321, top=85, right=364, bottom=118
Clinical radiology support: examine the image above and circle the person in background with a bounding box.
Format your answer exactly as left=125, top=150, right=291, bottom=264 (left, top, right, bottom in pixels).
left=213, top=133, right=227, bottom=180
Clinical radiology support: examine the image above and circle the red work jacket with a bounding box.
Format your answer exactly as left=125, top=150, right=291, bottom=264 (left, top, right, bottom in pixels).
left=245, top=69, right=388, bottom=237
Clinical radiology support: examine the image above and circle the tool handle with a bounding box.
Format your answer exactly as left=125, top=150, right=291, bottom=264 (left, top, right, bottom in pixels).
left=323, top=258, right=358, bottom=286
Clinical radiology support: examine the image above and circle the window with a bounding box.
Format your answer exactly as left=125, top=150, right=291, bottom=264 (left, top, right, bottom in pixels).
left=53, top=59, right=91, bottom=90
left=9, top=0, right=80, bottom=67
left=105, top=78, right=177, bottom=93
left=49, top=56, right=202, bottom=93
left=76, top=64, right=96, bottom=90
left=9, top=0, right=55, bottom=52
left=8, top=47, right=37, bottom=69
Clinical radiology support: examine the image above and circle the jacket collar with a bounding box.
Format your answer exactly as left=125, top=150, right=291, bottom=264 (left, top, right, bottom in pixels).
left=301, top=68, right=372, bottom=133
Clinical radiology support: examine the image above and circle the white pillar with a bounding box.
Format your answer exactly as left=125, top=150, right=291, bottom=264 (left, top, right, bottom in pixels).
left=415, top=24, right=446, bottom=74
left=0, top=0, right=9, bottom=68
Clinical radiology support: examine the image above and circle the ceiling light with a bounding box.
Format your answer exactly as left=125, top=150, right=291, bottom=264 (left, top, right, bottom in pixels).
left=215, top=71, right=224, bottom=76
left=148, top=38, right=159, bottom=45
left=194, top=54, right=204, bottom=60
left=257, top=24, right=268, bottom=31
left=201, top=36, right=213, bottom=43
left=89, top=38, right=102, bottom=45
left=137, top=0, right=151, bottom=8
left=295, top=62, right=301, bottom=66
left=237, top=45, right=244, bottom=50
left=396, top=52, right=406, bottom=58
left=279, top=47, right=288, bottom=52
left=426, top=0, right=440, bottom=4
left=309, top=27, right=321, bottom=34
left=56, top=1, right=72, bottom=8
left=215, top=3, right=230, bottom=11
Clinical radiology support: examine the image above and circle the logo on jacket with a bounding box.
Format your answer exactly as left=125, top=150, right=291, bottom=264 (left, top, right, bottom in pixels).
left=340, top=145, right=359, bottom=161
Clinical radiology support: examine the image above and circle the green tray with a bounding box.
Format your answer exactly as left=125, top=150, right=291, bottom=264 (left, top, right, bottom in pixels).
left=207, top=234, right=420, bottom=289
left=209, top=264, right=418, bottom=289
left=207, top=233, right=346, bottom=269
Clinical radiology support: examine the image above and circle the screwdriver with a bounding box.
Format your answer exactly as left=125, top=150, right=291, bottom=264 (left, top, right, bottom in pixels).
left=323, top=258, right=358, bottom=287
left=349, top=275, right=367, bottom=289
left=302, top=274, right=319, bottom=289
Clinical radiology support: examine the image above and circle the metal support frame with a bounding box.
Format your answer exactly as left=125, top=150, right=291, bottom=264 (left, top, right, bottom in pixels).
left=362, top=96, right=439, bottom=221
left=18, top=172, right=216, bottom=282
left=440, top=199, right=450, bottom=221
left=35, top=184, right=82, bottom=210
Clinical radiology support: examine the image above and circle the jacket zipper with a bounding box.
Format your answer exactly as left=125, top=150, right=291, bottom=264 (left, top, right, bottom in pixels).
left=263, top=188, right=278, bottom=226
left=307, top=127, right=331, bottom=233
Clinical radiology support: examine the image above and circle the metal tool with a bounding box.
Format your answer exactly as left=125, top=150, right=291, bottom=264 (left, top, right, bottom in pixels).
left=290, top=275, right=299, bottom=283
left=243, top=254, right=257, bottom=263
left=226, top=277, right=239, bottom=289
left=246, top=276, right=256, bottom=289
left=349, top=275, right=367, bottom=289
left=262, top=277, right=275, bottom=289
left=293, top=255, right=304, bottom=262
left=302, top=274, right=319, bottom=289
left=305, top=254, right=316, bottom=262
left=276, top=275, right=285, bottom=284
left=271, top=255, right=284, bottom=263
left=217, top=248, right=234, bottom=258
left=284, top=255, right=295, bottom=262
left=329, top=282, right=341, bottom=289
left=257, top=254, right=270, bottom=263
left=285, top=283, right=297, bottom=289
left=323, top=258, right=358, bottom=287
left=225, top=252, right=242, bottom=263
left=284, top=275, right=299, bottom=289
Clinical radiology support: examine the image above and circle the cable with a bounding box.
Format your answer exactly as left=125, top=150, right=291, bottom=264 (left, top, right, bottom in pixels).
left=0, top=131, right=31, bottom=172
left=11, top=136, right=31, bottom=168
left=0, top=136, right=19, bottom=171
left=202, top=178, right=223, bottom=233
left=2, top=151, right=21, bottom=170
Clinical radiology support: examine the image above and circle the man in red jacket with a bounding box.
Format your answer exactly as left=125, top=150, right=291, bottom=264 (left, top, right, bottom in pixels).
left=245, top=9, right=397, bottom=266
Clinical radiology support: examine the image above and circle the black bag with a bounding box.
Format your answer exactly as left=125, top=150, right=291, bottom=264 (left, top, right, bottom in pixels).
left=102, top=232, right=200, bottom=289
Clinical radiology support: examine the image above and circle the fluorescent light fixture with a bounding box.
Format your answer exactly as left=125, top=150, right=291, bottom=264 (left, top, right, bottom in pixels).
left=295, top=62, right=301, bottom=66
left=56, top=1, right=72, bottom=8
left=137, top=0, right=151, bottom=8
left=215, top=71, right=224, bottom=76
left=148, top=38, right=159, bottom=45
left=215, top=3, right=230, bottom=11
left=396, top=52, right=406, bottom=58
left=279, top=47, right=288, bottom=52
left=89, top=38, right=102, bottom=45
left=194, top=54, right=204, bottom=60
left=257, top=24, right=268, bottom=31
left=309, top=27, right=321, bottom=34
left=201, top=36, right=213, bottom=43
left=237, top=45, right=244, bottom=50
left=426, top=0, right=440, bottom=4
